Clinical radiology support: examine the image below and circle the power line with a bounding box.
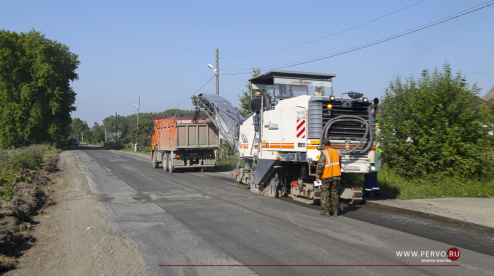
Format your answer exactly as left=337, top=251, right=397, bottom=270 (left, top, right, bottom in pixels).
left=173, top=74, right=215, bottom=109
left=163, top=69, right=212, bottom=109
left=221, top=0, right=494, bottom=75
left=222, top=0, right=427, bottom=59
left=221, top=59, right=250, bottom=83
left=222, top=57, right=251, bottom=75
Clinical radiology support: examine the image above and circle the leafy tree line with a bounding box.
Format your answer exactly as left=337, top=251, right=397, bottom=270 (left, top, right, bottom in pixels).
left=0, top=29, right=79, bottom=148
left=73, top=109, right=206, bottom=150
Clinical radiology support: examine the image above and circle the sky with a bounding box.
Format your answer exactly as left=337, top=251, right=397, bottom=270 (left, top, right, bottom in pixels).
left=2, top=0, right=493, bottom=126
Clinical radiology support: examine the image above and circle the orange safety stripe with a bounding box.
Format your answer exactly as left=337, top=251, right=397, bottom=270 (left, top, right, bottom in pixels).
left=261, top=143, right=295, bottom=149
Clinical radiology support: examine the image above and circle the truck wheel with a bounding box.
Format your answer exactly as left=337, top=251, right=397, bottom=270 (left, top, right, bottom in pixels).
left=163, top=153, right=169, bottom=172
left=168, top=153, right=176, bottom=173
left=152, top=153, right=159, bottom=168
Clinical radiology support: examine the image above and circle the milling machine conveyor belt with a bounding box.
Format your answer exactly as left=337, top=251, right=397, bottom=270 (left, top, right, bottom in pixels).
left=192, top=94, right=244, bottom=156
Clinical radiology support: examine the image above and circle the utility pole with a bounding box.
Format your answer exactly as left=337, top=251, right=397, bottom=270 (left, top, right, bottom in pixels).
left=216, top=48, right=219, bottom=95
left=115, top=112, right=118, bottom=142
left=136, top=97, right=140, bottom=129
left=81, top=132, right=83, bottom=142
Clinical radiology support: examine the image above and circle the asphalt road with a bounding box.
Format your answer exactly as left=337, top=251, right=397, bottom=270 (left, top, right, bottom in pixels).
left=71, top=145, right=494, bottom=276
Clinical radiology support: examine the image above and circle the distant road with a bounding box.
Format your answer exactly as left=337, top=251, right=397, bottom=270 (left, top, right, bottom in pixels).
left=71, top=145, right=494, bottom=276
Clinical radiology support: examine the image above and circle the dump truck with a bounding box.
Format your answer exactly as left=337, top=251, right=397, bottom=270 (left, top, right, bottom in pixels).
left=150, top=116, right=219, bottom=172
left=60, top=138, right=79, bottom=148
left=192, top=70, right=380, bottom=204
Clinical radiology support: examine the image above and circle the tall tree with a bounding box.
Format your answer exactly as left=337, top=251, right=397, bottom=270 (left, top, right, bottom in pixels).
left=70, top=118, right=89, bottom=139
left=379, top=63, right=493, bottom=177
left=237, top=68, right=270, bottom=117
left=0, top=29, right=79, bottom=148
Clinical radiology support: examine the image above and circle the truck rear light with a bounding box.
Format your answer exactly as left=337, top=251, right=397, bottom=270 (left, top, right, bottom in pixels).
left=327, top=104, right=333, bottom=109
left=175, top=155, right=181, bottom=158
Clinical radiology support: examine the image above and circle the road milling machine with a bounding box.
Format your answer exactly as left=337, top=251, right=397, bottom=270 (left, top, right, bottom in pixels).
left=192, top=70, right=379, bottom=204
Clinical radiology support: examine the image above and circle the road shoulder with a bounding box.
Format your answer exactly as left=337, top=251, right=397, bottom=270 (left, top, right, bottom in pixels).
left=366, top=197, right=494, bottom=228
left=5, top=150, right=147, bottom=276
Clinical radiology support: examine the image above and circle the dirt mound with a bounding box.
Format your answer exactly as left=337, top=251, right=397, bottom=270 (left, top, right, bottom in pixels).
left=0, top=182, right=44, bottom=256
left=43, top=151, right=61, bottom=173
left=0, top=151, right=59, bottom=271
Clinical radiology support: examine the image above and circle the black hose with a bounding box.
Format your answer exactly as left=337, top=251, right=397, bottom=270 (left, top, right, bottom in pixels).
left=319, top=115, right=373, bottom=155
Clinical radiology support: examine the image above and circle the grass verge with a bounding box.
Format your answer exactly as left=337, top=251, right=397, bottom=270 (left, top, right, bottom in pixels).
left=0, top=144, right=55, bottom=200
left=368, top=164, right=494, bottom=200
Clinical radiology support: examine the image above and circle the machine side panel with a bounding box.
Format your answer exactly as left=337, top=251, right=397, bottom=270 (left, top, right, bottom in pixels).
left=275, top=107, right=307, bottom=152
left=261, top=110, right=282, bottom=152
left=308, top=99, right=323, bottom=139
left=239, top=115, right=255, bottom=157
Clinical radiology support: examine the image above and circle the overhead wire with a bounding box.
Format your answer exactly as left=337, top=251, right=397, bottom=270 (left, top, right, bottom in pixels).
left=163, top=69, right=212, bottom=109
left=222, top=0, right=427, bottom=59
left=172, top=74, right=215, bottom=109
left=221, top=0, right=494, bottom=75
left=221, top=58, right=250, bottom=83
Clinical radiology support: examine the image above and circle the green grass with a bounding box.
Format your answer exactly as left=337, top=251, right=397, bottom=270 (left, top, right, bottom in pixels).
left=0, top=144, right=54, bottom=200
left=368, top=164, right=494, bottom=200
left=215, top=155, right=240, bottom=171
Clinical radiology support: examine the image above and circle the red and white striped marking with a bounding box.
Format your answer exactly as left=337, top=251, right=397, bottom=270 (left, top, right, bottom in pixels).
left=296, top=119, right=306, bottom=138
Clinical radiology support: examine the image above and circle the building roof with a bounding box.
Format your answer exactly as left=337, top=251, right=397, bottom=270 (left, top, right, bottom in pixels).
left=482, top=85, right=494, bottom=100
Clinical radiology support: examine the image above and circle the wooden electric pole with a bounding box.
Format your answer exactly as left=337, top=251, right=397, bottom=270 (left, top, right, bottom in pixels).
left=115, top=112, right=118, bottom=142
left=216, top=48, right=219, bottom=95
left=136, top=97, right=140, bottom=129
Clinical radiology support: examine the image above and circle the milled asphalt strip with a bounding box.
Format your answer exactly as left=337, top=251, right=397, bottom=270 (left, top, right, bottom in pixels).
left=278, top=193, right=494, bottom=258
left=187, top=167, right=494, bottom=258
left=73, top=150, right=257, bottom=276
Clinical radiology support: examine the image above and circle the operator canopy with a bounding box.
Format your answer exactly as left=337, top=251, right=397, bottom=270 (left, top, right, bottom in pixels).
left=249, top=70, right=336, bottom=100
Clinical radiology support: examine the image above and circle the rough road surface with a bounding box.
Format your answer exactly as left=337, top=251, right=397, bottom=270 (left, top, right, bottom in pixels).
left=5, top=150, right=146, bottom=276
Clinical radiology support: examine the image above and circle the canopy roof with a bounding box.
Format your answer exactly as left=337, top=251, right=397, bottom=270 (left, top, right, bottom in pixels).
left=249, top=70, right=336, bottom=85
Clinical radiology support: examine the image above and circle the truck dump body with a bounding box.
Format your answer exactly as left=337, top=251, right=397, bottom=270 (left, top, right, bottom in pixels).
left=153, top=117, right=218, bottom=150
left=151, top=117, right=219, bottom=172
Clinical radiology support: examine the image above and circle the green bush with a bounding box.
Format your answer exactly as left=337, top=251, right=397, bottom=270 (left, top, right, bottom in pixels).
left=216, top=155, right=239, bottom=171
left=379, top=63, right=493, bottom=178
left=0, top=144, right=49, bottom=172
left=0, top=144, right=50, bottom=200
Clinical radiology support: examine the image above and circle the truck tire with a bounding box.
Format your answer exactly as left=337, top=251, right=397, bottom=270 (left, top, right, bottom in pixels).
left=163, top=153, right=169, bottom=172
left=152, top=152, right=159, bottom=168
left=168, top=153, right=176, bottom=173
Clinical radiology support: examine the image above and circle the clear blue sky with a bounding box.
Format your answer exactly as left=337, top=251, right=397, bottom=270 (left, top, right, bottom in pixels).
left=2, top=0, right=493, bottom=126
